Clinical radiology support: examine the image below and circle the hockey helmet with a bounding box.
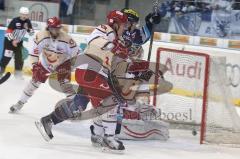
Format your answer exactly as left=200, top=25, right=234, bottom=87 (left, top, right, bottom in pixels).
left=121, top=8, right=139, bottom=23
left=19, top=7, right=29, bottom=15
left=107, top=10, right=128, bottom=26
left=47, top=17, right=62, bottom=28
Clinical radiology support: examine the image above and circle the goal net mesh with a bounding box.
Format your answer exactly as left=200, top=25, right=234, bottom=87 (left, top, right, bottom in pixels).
left=153, top=48, right=240, bottom=145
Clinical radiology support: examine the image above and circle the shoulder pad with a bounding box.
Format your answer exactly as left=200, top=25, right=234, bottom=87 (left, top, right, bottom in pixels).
left=35, top=30, right=50, bottom=44
left=58, top=31, right=77, bottom=47
left=96, top=24, right=114, bottom=35
left=58, top=31, right=71, bottom=43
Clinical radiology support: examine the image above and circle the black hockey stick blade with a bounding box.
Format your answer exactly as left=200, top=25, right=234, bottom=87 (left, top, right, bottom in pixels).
left=0, top=72, right=11, bottom=84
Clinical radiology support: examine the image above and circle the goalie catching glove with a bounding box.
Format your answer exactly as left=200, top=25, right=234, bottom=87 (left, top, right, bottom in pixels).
left=127, top=60, right=153, bottom=81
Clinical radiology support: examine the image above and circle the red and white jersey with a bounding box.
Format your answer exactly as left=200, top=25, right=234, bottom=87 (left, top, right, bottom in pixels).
left=76, top=24, right=118, bottom=75
left=86, top=24, right=116, bottom=44
left=29, top=30, right=80, bottom=72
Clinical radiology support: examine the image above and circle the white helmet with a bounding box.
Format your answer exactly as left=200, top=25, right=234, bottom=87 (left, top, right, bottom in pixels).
left=19, top=7, right=29, bottom=14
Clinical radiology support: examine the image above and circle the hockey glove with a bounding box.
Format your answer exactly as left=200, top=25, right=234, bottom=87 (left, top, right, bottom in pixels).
left=111, top=39, right=129, bottom=59
left=32, top=63, right=49, bottom=83
left=152, top=13, right=161, bottom=24
left=145, top=12, right=161, bottom=31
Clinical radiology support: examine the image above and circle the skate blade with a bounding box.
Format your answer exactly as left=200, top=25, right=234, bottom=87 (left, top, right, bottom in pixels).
left=8, top=107, right=20, bottom=114
left=102, top=147, right=125, bottom=154
left=91, top=142, right=125, bottom=154
left=35, top=121, right=51, bottom=142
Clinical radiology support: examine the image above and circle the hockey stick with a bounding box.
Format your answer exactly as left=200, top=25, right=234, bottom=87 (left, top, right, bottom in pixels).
left=147, top=0, right=160, bottom=61
left=0, top=72, right=11, bottom=85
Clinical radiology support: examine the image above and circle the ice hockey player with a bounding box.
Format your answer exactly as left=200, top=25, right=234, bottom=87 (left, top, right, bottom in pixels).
left=0, top=7, right=33, bottom=79
left=121, top=8, right=161, bottom=56
left=9, top=17, right=80, bottom=113
left=113, top=8, right=170, bottom=139
left=120, top=7, right=162, bottom=107
left=34, top=10, right=135, bottom=152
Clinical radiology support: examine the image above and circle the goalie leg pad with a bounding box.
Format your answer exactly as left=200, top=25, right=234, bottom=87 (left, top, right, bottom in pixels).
left=117, top=119, right=169, bottom=141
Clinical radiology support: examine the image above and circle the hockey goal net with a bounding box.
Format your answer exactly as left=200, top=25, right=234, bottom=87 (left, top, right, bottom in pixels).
left=153, top=47, right=240, bottom=145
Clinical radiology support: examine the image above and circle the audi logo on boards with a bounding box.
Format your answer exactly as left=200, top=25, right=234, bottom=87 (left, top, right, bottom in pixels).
left=226, top=64, right=240, bottom=87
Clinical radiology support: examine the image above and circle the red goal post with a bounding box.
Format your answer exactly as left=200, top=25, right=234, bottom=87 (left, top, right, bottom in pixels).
left=152, top=47, right=240, bottom=145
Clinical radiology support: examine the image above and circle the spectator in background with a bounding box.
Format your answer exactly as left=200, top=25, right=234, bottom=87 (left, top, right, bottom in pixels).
left=210, top=0, right=234, bottom=37
left=60, top=0, right=75, bottom=17
left=0, top=7, right=33, bottom=79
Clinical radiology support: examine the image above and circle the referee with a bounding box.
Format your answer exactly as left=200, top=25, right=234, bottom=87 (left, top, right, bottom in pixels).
left=0, top=7, right=33, bottom=79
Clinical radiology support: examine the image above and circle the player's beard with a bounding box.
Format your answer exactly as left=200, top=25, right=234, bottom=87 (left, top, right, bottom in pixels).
left=50, top=33, right=59, bottom=39
left=49, top=28, right=60, bottom=39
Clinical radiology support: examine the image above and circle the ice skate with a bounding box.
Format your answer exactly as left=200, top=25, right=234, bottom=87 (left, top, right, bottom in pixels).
left=35, top=115, right=54, bottom=142
left=90, top=125, right=104, bottom=147
left=102, top=134, right=125, bottom=153
left=9, top=101, right=24, bottom=113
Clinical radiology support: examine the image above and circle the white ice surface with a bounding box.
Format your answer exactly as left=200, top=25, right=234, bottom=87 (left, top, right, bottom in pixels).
left=1, top=76, right=240, bottom=159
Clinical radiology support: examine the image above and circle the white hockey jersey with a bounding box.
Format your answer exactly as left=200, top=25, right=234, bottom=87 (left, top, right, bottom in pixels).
left=78, top=24, right=118, bottom=72
left=29, top=30, right=80, bottom=72
left=86, top=24, right=116, bottom=44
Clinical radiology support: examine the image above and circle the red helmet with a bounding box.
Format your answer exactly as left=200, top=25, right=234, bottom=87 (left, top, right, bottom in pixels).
left=107, top=10, right=128, bottom=26
left=47, top=17, right=62, bottom=28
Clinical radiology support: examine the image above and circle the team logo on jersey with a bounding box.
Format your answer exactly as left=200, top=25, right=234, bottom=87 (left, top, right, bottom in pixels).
left=44, top=50, right=59, bottom=63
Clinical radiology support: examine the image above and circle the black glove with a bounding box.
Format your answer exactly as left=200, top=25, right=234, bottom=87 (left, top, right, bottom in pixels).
left=139, top=70, right=153, bottom=81
left=145, top=13, right=161, bottom=31
left=152, top=13, right=161, bottom=24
